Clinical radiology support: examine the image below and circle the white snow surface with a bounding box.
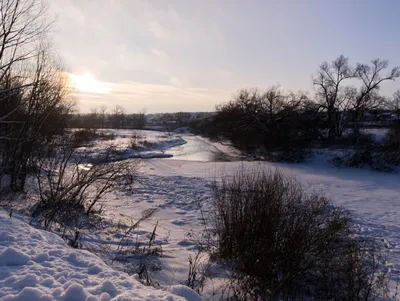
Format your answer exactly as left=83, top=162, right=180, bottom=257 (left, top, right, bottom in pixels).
left=2, top=129, right=400, bottom=300
left=137, top=155, right=400, bottom=296
left=80, top=129, right=187, bottom=160
left=0, top=210, right=201, bottom=301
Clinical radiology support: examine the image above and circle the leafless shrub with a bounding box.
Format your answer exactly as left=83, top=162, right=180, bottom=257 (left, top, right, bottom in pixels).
left=0, top=0, right=74, bottom=192
left=382, top=124, right=400, bottom=165
left=141, top=140, right=157, bottom=147
left=129, top=134, right=158, bottom=150
left=136, top=262, right=160, bottom=288
left=333, top=126, right=400, bottom=172
left=129, top=134, right=143, bottom=149
left=31, top=133, right=138, bottom=231
left=114, top=208, right=158, bottom=258
left=73, top=129, right=98, bottom=145
left=184, top=250, right=211, bottom=294
left=97, top=131, right=116, bottom=141
left=131, top=134, right=144, bottom=139
left=332, top=148, right=395, bottom=172
left=211, top=168, right=389, bottom=300
left=72, top=129, right=116, bottom=145
left=111, top=211, right=164, bottom=288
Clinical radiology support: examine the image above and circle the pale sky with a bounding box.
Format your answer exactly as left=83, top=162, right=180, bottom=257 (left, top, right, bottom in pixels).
left=48, top=0, right=400, bottom=113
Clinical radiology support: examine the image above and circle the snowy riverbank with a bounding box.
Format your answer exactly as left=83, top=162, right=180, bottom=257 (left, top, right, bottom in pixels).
left=0, top=210, right=202, bottom=301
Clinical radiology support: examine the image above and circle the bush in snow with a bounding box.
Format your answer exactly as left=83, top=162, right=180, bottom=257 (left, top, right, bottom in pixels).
left=32, top=133, right=138, bottom=237
left=382, top=123, right=400, bottom=165
left=211, top=169, right=388, bottom=300
left=332, top=125, right=400, bottom=172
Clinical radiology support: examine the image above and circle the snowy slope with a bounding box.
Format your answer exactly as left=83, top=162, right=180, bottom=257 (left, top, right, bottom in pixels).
left=140, top=155, right=400, bottom=294
left=0, top=210, right=201, bottom=301
left=3, top=131, right=399, bottom=300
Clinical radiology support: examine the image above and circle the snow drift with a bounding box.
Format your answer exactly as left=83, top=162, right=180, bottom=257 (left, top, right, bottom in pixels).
left=0, top=210, right=201, bottom=301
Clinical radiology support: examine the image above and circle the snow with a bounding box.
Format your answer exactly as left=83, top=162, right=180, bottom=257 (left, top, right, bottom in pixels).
left=82, top=129, right=187, bottom=160
left=138, top=154, right=400, bottom=296
left=0, top=248, right=30, bottom=266
left=2, top=129, right=400, bottom=300
left=361, top=128, right=388, bottom=143
left=0, top=210, right=200, bottom=301
left=167, top=286, right=202, bottom=301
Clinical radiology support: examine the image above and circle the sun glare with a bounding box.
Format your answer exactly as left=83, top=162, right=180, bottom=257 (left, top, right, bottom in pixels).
left=69, top=72, right=111, bottom=94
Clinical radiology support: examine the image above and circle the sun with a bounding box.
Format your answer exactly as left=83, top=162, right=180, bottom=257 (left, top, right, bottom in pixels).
left=69, top=72, right=111, bottom=94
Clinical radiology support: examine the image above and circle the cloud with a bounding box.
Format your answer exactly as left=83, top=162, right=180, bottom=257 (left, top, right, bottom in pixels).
left=148, top=21, right=169, bottom=38
left=48, top=0, right=239, bottom=113
left=74, top=79, right=230, bottom=113
left=169, top=76, right=183, bottom=87
left=68, top=72, right=114, bottom=94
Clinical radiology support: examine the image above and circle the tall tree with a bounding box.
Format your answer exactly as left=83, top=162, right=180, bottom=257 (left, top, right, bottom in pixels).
left=351, top=59, right=400, bottom=143
left=390, top=90, right=400, bottom=121
left=313, top=55, right=356, bottom=141
left=0, top=0, right=73, bottom=191
left=99, top=105, right=107, bottom=128
left=111, top=105, right=125, bottom=129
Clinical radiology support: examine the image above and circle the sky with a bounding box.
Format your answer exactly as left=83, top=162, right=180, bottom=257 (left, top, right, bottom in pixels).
left=48, top=0, right=400, bottom=113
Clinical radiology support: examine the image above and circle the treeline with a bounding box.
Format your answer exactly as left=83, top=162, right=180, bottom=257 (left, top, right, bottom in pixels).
left=68, top=106, right=146, bottom=129
left=192, top=55, right=400, bottom=164
left=67, top=110, right=214, bottom=131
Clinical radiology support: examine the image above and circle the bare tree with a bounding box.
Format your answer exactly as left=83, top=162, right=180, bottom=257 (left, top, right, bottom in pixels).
left=89, top=108, right=99, bottom=128
left=261, top=85, right=285, bottom=122
left=0, top=0, right=73, bottom=191
left=314, top=56, right=400, bottom=144
left=0, top=0, right=52, bottom=111
left=111, top=105, right=125, bottom=129
left=387, top=90, right=400, bottom=121
left=313, top=55, right=356, bottom=141
left=99, top=105, right=107, bottom=128
left=351, top=59, right=400, bottom=143
left=2, top=45, right=72, bottom=191
left=33, top=133, right=138, bottom=231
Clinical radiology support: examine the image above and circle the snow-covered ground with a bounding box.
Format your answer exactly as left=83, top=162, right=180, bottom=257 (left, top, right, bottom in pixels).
left=361, top=128, right=389, bottom=143
left=76, top=129, right=187, bottom=159
left=2, top=129, right=400, bottom=300
left=90, top=130, right=400, bottom=298
left=138, top=155, right=400, bottom=293
left=0, top=210, right=202, bottom=301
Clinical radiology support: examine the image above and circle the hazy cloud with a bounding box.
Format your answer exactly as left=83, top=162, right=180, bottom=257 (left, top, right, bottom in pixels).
left=49, top=0, right=400, bottom=113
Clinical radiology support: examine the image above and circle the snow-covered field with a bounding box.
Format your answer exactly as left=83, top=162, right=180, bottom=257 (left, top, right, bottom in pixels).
left=2, top=129, right=400, bottom=300
left=76, top=129, right=187, bottom=159
left=0, top=210, right=201, bottom=301
left=137, top=156, right=400, bottom=295
left=97, top=130, right=400, bottom=297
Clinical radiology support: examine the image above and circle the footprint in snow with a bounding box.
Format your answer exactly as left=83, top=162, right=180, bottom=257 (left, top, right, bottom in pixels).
left=177, top=240, right=194, bottom=247
left=171, top=220, right=185, bottom=226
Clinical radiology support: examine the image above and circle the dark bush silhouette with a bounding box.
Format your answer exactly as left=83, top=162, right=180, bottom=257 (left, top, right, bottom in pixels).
left=32, top=133, right=138, bottom=230
left=211, top=87, right=320, bottom=162
left=212, top=169, right=388, bottom=300
left=333, top=124, right=400, bottom=171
